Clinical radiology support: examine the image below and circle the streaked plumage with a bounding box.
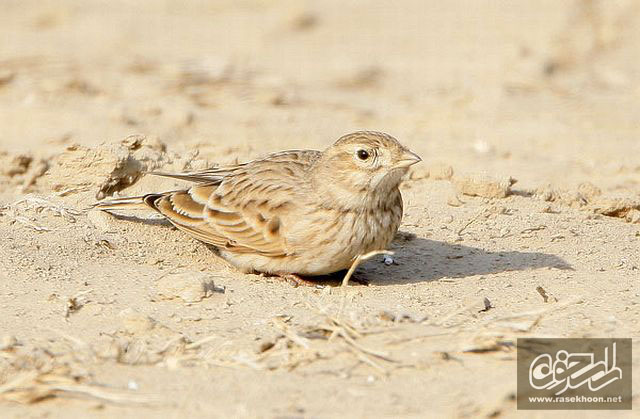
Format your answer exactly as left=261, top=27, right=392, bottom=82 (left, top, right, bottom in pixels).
left=95, top=131, right=421, bottom=276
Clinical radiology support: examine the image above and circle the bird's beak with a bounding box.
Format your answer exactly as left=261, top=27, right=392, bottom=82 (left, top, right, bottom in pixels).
left=394, top=150, right=422, bottom=168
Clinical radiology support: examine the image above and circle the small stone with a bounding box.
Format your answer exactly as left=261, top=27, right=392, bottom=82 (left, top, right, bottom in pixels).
left=429, top=164, right=454, bottom=180
left=4, top=154, right=32, bottom=177
left=94, top=337, right=124, bottom=360
left=409, top=163, right=453, bottom=181
left=447, top=194, right=464, bottom=207
left=118, top=308, right=156, bottom=334
left=0, top=335, right=18, bottom=350
left=540, top=205, right=557, bottom=214
left=454, top=173, right=517, bottom=199
left=377, top=310, right=396, bottom=322
left=156, top=271, right=222, bottom=303
left=589, top=195, right=640, bottom=220
left=577, top=182, right=602, bottom=203
left=88, top=209, right=119, bottom=233
left=479, top=297, right=494, bottom=312
left=626, top=209, right=640, bottom=224
left=42, top=135, right=169, bottom=199
left=409, top=167, right=429, bottom=180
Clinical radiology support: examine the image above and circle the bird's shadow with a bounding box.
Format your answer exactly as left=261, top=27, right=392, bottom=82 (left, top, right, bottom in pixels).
left=351, top=233, right=572, bottom=285
left=98, top=213, right=571, bottom=286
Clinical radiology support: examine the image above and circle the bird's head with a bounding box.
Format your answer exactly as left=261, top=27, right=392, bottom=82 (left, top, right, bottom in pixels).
left=313, top=131, right=421, bottom=206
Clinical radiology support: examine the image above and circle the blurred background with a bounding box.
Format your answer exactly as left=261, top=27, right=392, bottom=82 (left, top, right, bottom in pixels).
left=1, top=0, right=639, bottom=190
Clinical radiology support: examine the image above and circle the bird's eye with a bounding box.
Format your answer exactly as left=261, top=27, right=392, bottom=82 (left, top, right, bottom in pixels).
left=356, top=149, right=370, bottom=160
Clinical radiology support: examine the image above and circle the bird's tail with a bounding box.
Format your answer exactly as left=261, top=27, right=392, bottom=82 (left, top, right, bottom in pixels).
left=93, top=194, right=164, bottom=211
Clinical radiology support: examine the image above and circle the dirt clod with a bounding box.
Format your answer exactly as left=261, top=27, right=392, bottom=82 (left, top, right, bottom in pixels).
left=4, top=154, right=33, bottom=177
left=156, top=271, right=223, bottom=303
left=589, top=195, right=640, bottom=222
left=43, top=135, right=179, bottom=200
left=454, top=174, right=517, bottom=199
left=118, top=309, right=157, bottom=334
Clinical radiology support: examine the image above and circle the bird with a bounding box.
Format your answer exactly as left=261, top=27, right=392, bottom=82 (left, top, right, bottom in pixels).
left=95, top=131, right=421, bottom=284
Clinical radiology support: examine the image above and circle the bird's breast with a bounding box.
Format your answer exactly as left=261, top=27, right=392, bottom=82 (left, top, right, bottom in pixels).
left=284, top=189, right=403, bottom=273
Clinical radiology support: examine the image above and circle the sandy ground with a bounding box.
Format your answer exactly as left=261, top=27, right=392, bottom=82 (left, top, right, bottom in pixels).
left=1, top=1, right=639, bottom=417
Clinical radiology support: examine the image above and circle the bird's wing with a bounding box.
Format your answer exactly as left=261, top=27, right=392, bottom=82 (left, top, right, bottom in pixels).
left=148, top=150, right=321, bottom=256
left=149, top=149, right=320, bottom=183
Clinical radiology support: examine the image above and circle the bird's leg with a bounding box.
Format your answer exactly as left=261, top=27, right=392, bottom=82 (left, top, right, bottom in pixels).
left=284, top=274, right=316, bottom=287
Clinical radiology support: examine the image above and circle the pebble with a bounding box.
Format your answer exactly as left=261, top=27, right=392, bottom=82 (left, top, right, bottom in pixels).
left=118, top=308, right=156, bottom=334
left=156, top=271, right=222, bottom=303
left=454, top=174, right=517, bottom=199
left=447, top=194, right=464, bottom=207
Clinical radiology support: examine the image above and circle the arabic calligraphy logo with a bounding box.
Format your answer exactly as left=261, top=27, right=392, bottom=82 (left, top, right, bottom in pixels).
left=529, top=342, right=622, bottom=395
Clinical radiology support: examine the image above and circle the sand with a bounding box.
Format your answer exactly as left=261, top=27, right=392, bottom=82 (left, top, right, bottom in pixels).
left=0, top=1, right=639, bottom=417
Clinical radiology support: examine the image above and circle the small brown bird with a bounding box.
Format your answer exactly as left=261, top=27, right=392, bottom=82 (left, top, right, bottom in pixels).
left=95, top=131, right=421, bottom=281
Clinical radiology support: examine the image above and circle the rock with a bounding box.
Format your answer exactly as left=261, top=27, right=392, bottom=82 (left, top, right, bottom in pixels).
left=534, top=184, right=640, bottom=224
left=408, top=167, right=428, bottom=180
left=0, top=335, right=18, bottom=350
left=156, top=271, right=222, bottom=303
left=87, top=209, right=120, bottom=233
left=43, top=134, right=210, bottom=200
left=20, top=159, right=48, bottom=189
left=0, top=151, right=49, bottom=190
left=626, top=209, right=640, bottom=224
left=454, top=174, right=516, bottom=199
left=577, top=182, right=602, bottom=202
left=534, top=186, right=587, bottom=208
left=119, top=308, right=156, bottom=334
left=409, top=164, right=453, bottom=181
left=447, top=194, right=464, bottom=207
left=590, top=195, right=640, bottom=220
left=430, top=164, right=454, bottom=180
left=43, top=135, right=169, bottom=199
left=3, top=154, right=32, bottom=176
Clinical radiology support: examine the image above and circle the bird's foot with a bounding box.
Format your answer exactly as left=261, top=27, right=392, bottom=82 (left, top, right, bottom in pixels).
left=275, top=273, right=324, bottom=288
